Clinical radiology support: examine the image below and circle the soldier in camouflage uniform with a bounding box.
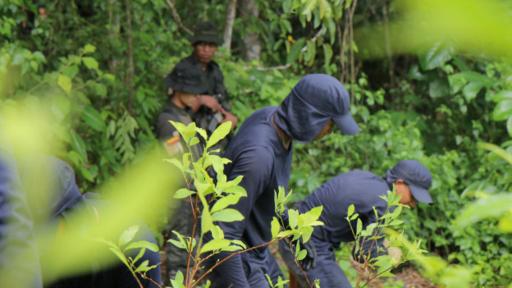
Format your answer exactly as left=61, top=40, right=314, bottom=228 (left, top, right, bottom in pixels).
left=156, top=69, right=212, bottom=282
left=165, top=21, right=238, bottom=139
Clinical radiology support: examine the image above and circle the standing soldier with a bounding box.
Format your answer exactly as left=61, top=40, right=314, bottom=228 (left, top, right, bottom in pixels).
left=165, top=21, right=238, bottom=141
left=156, top=70, right=217, bottom=281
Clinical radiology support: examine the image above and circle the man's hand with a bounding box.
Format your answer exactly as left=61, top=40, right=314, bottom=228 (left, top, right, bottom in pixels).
left=222, top=111, right=238, bottom=129
left=198, top=95, right=222, bottom=112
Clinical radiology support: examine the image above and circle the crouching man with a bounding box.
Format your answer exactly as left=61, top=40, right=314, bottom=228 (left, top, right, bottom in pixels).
left=280, top=160, right=433, bottom=288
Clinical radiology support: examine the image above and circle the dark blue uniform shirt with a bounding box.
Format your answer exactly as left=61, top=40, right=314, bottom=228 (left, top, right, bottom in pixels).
left=211, top=107, right=292, bottom=286
left=299, top=170, right=390, bottom=250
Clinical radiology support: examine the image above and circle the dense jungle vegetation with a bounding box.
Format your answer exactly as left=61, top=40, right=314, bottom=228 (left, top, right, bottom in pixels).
left=1, top=0, right=512, bottom=287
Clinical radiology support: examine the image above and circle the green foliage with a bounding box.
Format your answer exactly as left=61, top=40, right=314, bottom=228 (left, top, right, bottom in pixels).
left=347, top=191, right=416, bottom=280
left=166, top=122, right=326, bottom=287
left=2, top=0, right=512, bottom=286
left=102, top=225, right=159, bottom=285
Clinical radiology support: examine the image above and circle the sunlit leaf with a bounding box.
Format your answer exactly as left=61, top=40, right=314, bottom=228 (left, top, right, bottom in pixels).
left=207, top=121, right=232, bottom=148
left=57, top=74, right=72, bottom=94
left=211, top=208, right=244, bottom=223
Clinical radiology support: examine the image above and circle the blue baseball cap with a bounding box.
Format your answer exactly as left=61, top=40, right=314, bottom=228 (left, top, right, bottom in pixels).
left=389, top=160, right=433, bottom=204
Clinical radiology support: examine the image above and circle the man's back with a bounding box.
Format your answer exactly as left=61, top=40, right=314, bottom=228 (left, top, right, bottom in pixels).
left=299, top=170, right=389, bottom=246
left=222, top=106, right=292, bottom=246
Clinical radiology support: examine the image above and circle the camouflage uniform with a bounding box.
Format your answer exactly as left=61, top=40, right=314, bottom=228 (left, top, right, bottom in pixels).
left=158, top=22, right=234, bottom=281
left=156, top=102, right=202, bottom=159
left=165, top=21, right=234, bottom=144
left=155, top=102, right=202, bottom=281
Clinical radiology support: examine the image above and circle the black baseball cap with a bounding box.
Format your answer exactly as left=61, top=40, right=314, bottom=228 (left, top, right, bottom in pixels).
left=390, top=160, right=433, bottom=204
left=165, top=68, right=208, bottom=95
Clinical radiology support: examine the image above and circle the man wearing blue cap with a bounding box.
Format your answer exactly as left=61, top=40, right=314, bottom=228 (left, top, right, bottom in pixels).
left=207, top=74, right=360, bottom=287
left=279, top=160, right=433, bottom=288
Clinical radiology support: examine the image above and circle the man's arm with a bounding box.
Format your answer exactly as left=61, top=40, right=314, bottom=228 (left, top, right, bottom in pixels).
left=208, top=147, right=273, bottom=287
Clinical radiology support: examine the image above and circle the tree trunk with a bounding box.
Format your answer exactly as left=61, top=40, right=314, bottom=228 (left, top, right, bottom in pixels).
left=108, top=0, right=120, bottom=73
left=223, top=0, right=238, bottom=54
left=124, top=0, right=135, bottom=111
left=240, top=0, right=261, bottom=60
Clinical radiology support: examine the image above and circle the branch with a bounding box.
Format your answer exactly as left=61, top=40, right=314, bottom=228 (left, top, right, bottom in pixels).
left=165, top=0, right=193, bottom=35
left=191, top=238, right=281, bottom=286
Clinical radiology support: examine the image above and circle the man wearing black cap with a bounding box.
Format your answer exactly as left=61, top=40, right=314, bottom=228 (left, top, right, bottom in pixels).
left=279, top=160, right=433, bottom=288
left=155, top=73, right=207, bottom=280
left=165, top=21, right=237, bottom=136
left=155, top=81, right=203, bottom=158
left=207, top=74, right=360, bottom=287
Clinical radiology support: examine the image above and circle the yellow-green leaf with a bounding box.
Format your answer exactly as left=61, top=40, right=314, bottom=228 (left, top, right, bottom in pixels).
left=57, top=74, right=72, bottom=94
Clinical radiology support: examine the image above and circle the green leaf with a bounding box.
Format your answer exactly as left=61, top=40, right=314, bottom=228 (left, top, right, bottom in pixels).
left=300, top=226, right=314, bottom=243
left=211, top=226, right=224, bottom=239
left=296, top=249, right=307, bottom=261
left=323, top=43, right=333, bottom=64
left=304, top=40, right=317, bottom=66
left=83, top=44, right=96, bottom=53
left=170, top=271, right=185, bottom=288
left=347, top=204, right=355, bottom=217
left=125, top=240, right=159, bottom=252
left=174, top=188, right=195, bottom=199
left=70, top=131, right=88, bottom=160
left=287, top=38, right=306, bottom=64
left=82, top=57, right=99, bottom=70
left=211, top=194, right=242, bottom=213
left=134, top=260, right=157, bottom=273
left=356, top=218, right=363, bottom=235
left=212, top=208, right=244, bottom=222
left=200, top=239, right=231, bottom=254
left=307, top=206, right=323, bottom=221
left=271, top=217, right=281, bottom=238
left=109, top=247, right=129, bottom=268
left=419, top=43, right=453, bottom=70
left=189, top=136, right=200, bottom=146
left=81, top=106, right=106, bottom=132
left=288, top=209, right=299, bottom=228
left=57, top=74, right=72, bottom=94
left=131, top=247, right=146, bottom=264
left=453, top=193, right=512, bottom=229
left=207, top=121, right=232, bottom=148
left=478, top=142, right=512, bottom=165
left=492, top=99, right=512, bottom=121
left=490, top=90, right=512, bottom=102
left=462, top=82, right=482, bottom=102
left=119, top=225, right=139, bottom=247
left=201, top=208, right=213, bottom=234
left=429, top=78, right=449, bottom=98
left=196, top=127, right=208, bottom=140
